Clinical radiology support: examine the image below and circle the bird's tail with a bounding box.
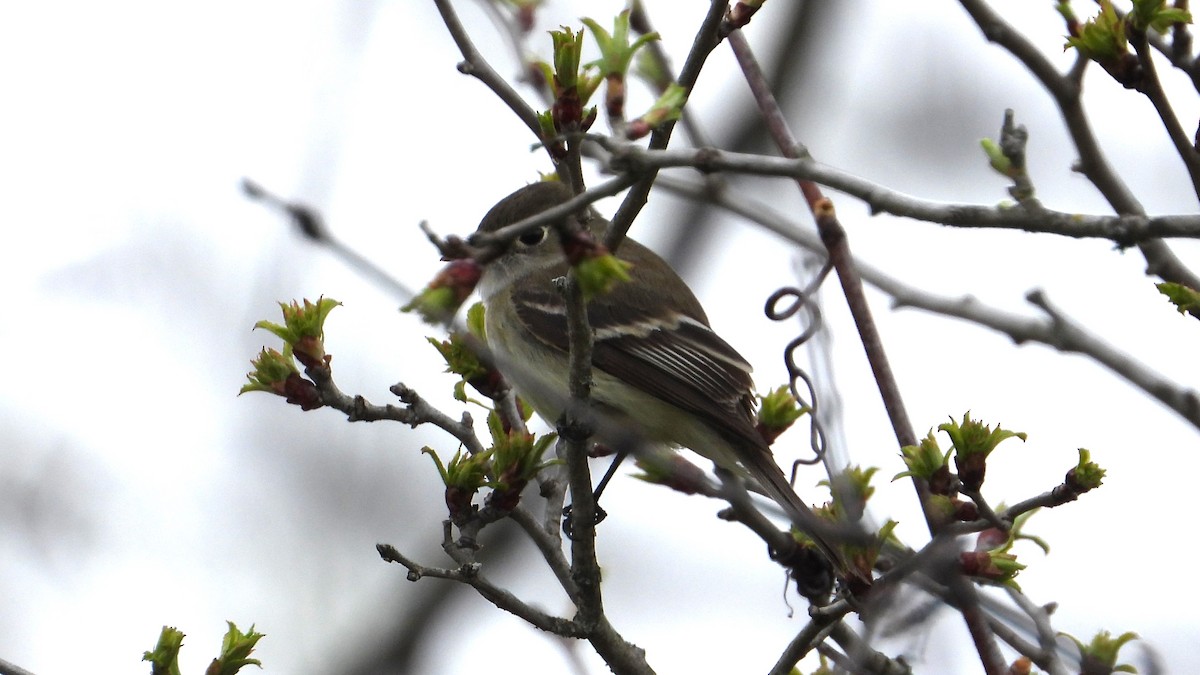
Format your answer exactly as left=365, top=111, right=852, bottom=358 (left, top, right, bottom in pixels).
left=741, top=449, right=856, bottom=582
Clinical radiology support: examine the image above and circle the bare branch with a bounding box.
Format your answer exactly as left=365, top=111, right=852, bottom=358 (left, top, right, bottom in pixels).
left=606, top=0, right=731, bottom=251
left=508, top=506, right=578, bottom=601
left=306, top=362, right=489, bottom=456
left=432, top=0, right=541, bottom=138
left=1025, top=289, right=1200, bottom=428
left=830, top=621, right=915, bottom=674
left=728, top=34, right=918, bottom=441
left=769, top=605, right=850, bottom=675
left=466, top=175, right=636, bottom=258
left=958, top=0, right=1200, bottom=290
left=725, top=25, right=1021, bottom=673
left=603, top=144, right=1200, bottom=242
left=376, top=543, right=584, bottom=637
left=1006, top=587, right=1070, bottom=675
left=0, top=657, right=37, bottom=675
left=243, top=179, right=417, bottom=299
left=1131, top=30, right=1200, bottom=202
left=656, top=176, right=1200, bottom=432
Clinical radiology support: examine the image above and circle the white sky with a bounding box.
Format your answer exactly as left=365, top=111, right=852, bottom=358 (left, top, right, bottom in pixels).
left=1, top=1, right=1197, bottom=673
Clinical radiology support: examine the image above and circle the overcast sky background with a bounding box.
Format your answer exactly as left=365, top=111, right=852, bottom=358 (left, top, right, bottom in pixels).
left=1, top=1, right=1197, bottom=673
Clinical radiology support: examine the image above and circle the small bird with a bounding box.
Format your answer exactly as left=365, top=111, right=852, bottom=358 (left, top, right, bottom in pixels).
left=473, top=181, right=842, bottom=575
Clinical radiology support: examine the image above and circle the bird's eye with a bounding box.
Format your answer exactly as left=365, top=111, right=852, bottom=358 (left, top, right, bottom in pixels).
left=518, top=227, right=548, bottom=246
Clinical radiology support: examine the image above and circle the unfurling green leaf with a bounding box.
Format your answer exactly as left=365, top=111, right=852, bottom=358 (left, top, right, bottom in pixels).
left=894, top=431, right=951, bottom=482
left=1130, top=0, right=1192, bottom=33
left=583, top=11, right=659, bottom=78
left=1061, top=629, right=1140, bottom=674
left=402, top=259, right=482, bottom=326
left=253, top=296, right=341, bottom=368
left=942, top=412, right=1026, bottom=491
left=1065, top=0, right=1127, bottom=61
left=207, top=621, right=265, bottom=675
left=1066, top=447, right=1106, bottom=492
left=960, top=549, right=1026, bottom=589
left=626, top=83, right=687, bottom=139
left=1156, top=281, right=1200, bottom=318
left=240, top=347, right=299, bottom=396
left=485, top=410, right=557, bottom=510
left=143, top=626, right=185, bottom=675
left=573, top=252, right=633, bottom=299
left=819, top=465, right=879, bottom=521
left=756, top=386, right=809, bottom=444
left=980, top=138, right=1013, bottom=176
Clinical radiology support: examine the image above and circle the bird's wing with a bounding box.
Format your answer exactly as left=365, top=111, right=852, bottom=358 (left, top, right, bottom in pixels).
left=511, top=273, right=765, bottom=452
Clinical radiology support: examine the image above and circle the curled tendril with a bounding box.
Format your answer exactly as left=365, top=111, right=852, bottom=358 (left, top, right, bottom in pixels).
left=763, top=260, right=835, bottom=481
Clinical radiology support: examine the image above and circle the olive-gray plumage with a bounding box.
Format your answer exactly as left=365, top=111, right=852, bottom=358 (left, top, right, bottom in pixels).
left=474, top=181, right=843, bottom=571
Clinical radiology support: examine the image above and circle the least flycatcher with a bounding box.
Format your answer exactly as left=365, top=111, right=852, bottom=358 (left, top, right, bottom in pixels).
left=473, top=181, right=839, bottom=566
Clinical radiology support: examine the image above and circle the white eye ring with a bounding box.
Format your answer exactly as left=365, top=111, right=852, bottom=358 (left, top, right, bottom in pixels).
left=518, top=226, right=549, bottom=247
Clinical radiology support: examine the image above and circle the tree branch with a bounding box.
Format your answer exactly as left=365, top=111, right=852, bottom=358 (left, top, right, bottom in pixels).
left=1130, top=29, right=1200, bottom=203
left=560, top=270, right=604, bottom=624
left=769, top=606, right=850, bottom=675
left=0, top=658, right=37, bottom=675
left=306, top=365, right=489, bottom=456
left=605, top=0, right=731, bottom=251
left=432, top=0, right=541, bottom=138
left=376, top=543, right=585, bottom=637
left=958, top=0, right=1200, bottom=290
left=725, top=27, right=932, bottom=534
left=655, top=175, right=1200, bottom=432
left=602, top=144, right=1200, bottom=242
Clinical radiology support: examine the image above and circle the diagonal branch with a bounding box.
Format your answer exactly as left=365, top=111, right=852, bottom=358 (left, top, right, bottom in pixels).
left=605, top=0, right=731, bottom=251
left=768, top=606, right=850, bottom=675
left=1130, top=29, right=1200, bottom=202
left=1025, top=289, right=1200, bottom=428
left=432, top=0, right=541, bottom=138
left=376, top=543, right=585, bottom=636
left=656, top=175, right=1200, bottom=432
left=728, top=24, right=1009, bottom=675
left=958, top=0, right=1200, bottom=291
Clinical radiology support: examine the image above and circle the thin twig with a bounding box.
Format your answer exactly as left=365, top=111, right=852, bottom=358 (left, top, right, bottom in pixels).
left=728, top=26, right=1008, bottom=675
left=961, top=488, right=1008, bottom=533
left=502, top=506, right=578, bottom=601
left=627, top=0, right=718, bottom=149
left=0, top=658, right=37, bottom=675
left=1130, top=29, right=1200, bottom=203
left=655, top=176, right=1200, bottom=432
left=606, top=0, right=731, bottom=251
left=432, top=0, right=541, bottom=138
left=908, top=571, right=1079, bottom=674
left=376, top=543, right=584, bottom=636
left=1119, top=1, right=1200, bottom=92
left=306, top=364, right=489, bottom=456
left=724, top=29, right=924, bottom=506
left=1026, top=289, right=1200, bottom=429
left=828, top=622, right=912, bottom=674
left=958, top=0, right=1200, bottom=291
left=467, top=175, right=637, bottom=256
left=1006, top=587, right=1070, bottom=675
left=242, top=178, right=417, bottom=299
left=769, top=607, right=850, bottom=675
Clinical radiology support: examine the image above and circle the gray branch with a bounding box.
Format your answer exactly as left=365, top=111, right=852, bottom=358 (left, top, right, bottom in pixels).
left=655, top=176, right=1200, bottom=432
left=603, top=143, right=1200, bottom=243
